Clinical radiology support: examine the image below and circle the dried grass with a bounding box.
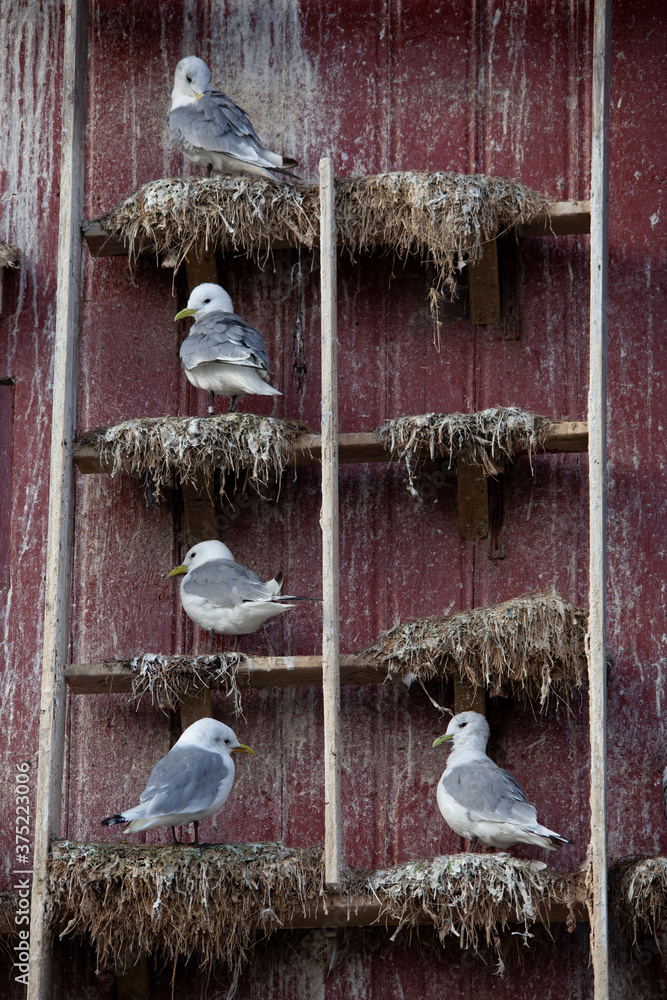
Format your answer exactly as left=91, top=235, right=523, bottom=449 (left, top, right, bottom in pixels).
left=92, top=172, right=546, bottom=301
left=611, top=857, right=667, bottom=944
left=0, top=241, right=20, bottom=268
left=78, top=413, right=310, bottom=498
left=47, top=844, right=583, bottom=984
left=113, top=653, right=244, bottom=714
left=360, top=592, right=587, bottom=709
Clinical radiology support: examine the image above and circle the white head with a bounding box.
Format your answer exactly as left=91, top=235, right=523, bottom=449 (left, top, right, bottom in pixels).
left=433, top=711, right=490, bottom=755
left=168, top=540, right=235, bottom=579
left=174, top=283, right=234, bottom=324
left=177, top=717, right=254, bottom=757
left=172, top=56, right=212, bottom=103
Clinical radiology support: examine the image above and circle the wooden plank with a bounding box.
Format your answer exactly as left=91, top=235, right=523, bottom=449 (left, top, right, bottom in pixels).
left=457, top=461, right=489, bottom=539
left=65, top=656, right=388, bottom=694
left=320, top=157, right=342, bottom=889
left=28, top=2, right=88, bottom=997
left=83, top=200, right=592, bottom=259
left=468, top=241, right=500, bottom=325
left=73, top=420, right=590, bottom=475
left=184, top=251, right=218, bottom=289
left=588, top=1, right=611, bottom=997
left=454, top=681, right=486, bottom=716
left=115, top=958, right=150, bottom=1000
left=0, top=385, right=14, bottom=590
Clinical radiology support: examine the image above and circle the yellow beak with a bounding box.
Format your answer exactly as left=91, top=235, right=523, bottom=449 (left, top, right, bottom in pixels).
left=174, top=307, right=197, bottom=322
left=233, top=744, right=255, bottom=755
left=432, top=734, right=454, bottom=747
left=167, top=564, right=187, bottom=578
left=194, top=91, right=203, bottom=100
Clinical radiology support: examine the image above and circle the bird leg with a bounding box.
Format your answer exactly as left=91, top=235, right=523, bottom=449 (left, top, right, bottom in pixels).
left=171, top=826, right=180, bottom=844
left=206, top=163, right=212, bottom=178
left=193, top=820, right=200, bottom=848
left=469, top=836, right=478, bottom=853
left=208, top=391, right=215, bottom=416
left=208, top=629, right=215, bottom=654
left=233, top=636, right=240, bottom=654
left=228, top=396, right=238, bottom=413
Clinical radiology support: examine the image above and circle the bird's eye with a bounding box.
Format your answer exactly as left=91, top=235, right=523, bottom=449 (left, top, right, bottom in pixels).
left=203, top=298, right=211, bottom=303
left=186, top=76, right=192, bottom=83
left=459, top=722, right=468, bottom=728
left=224, top=738, right=230, bottom=745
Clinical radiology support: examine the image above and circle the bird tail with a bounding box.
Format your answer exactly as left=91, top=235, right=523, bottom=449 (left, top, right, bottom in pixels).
left=101, top=814, right=127, bottom=827
left=548, top=834, right=574, bottom=847
left=274, top=595, right=323, bottom=602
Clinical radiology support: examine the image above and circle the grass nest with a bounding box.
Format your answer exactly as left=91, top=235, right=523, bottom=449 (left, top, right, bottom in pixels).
left=360, top=592, right=587, bottom=709
left=0, top=242, right=20, bottom=268
left=47, top=844, right=583, bottom=982
left=77, top=413, right=311, bottom=498
left=611, top=856, right=667, bottom=944
left=90, top=172, right=547, bottom=304
left=378, top=407, right=554, bottom=497
left=111, top=653, right=244, bottom=713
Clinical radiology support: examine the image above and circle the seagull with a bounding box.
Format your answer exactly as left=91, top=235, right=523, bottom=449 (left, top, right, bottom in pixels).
left=433, top=711, right=572, bottom=852
left=168, top=56, right=298, bottom=181
left=101, top=718, right=254, bottom=847
left=168, top=540, right=319, bottom=649
left=174, top=282, right=281, bottom=414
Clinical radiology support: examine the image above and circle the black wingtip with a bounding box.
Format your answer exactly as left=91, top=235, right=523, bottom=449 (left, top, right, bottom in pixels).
left=552, top=835, right=574, bottom=847
left=101, top=814, right=126, bottom=827
left=274, top=571, right=285, bottom=591
left=282, top=156, right=299, bottom=168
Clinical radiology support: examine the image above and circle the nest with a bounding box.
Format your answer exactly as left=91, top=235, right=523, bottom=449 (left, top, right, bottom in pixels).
left=360, top=592, right=588, bottom=709
left=0, top=242, right=20, bottom=268
left=611, top=857, right=667, bottom=945
left=78, top=413, right=310, bottom=498
left=91, top=172, right=546, bottom=302
left=378, top=408, right=554, bottom=490
left=113, top=653, right=244, bottom=713
left=48, top=844, right=583, bottom=982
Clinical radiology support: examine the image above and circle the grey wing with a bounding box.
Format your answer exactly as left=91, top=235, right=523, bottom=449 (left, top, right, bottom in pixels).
left=139, top=745, right=230, bottom=817
left=168, top=91, right=272, bottom=165
left=442, top=761, right=539, bottom=825
left=180, top=311, right=271, bottom=372
left=183, top=559, right=275, bottom=608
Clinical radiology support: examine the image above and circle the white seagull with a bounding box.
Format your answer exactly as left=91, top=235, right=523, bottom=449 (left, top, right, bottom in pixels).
left=175, top=282, right=281, bottom=413
left=101, top=718, right=254, bottom=847
left=168, top=540, right=319, bottom=647
left=433, top=711, right=572, bottom=852
left=168, top=56, right=298, bottom=180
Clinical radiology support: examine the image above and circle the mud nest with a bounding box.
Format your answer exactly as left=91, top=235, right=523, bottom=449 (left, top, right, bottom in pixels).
left=360, top=592, right=587, bottom=709
left=111, top=652, right=244, bottom=713
left=90, top=172, right=547, bottom=304
left=611, top=856, right=667, bottom=944
left=48, top=843, right=583, bottom=981
left=0, top=242, right=20, bottom=268
left=378, top=407, right=554, bottom=496
left=78, top=413, right=311, bottom=498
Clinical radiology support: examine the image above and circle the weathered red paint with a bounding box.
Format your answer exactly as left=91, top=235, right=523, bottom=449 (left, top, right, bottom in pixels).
left=1, top=1, right=666, bottom=997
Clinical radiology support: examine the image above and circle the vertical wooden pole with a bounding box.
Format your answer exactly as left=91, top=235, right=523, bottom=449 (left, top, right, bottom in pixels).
left=588, top=1, right=611, bottom=996
left=319, top=157, right=342, bottom=888
left=28, top=2, right=88, bottom=998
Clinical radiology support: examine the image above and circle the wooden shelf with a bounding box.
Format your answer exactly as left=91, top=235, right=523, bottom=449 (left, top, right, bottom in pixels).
left=83, top=200, right=591, bottom=260
left=65, top=655, right=386, bottom=695
left=73, top=420, right=588, bottom=476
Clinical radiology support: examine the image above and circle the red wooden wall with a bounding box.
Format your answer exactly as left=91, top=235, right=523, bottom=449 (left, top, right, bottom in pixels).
left=1, top=2, right=665, bottom=998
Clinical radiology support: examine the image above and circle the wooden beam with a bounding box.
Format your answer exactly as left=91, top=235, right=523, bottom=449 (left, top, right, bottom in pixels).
left=65, top=656, right=386, bottom=695
left=454, top=681, right=486, bottom=716
left=115, top=958, right=150, bottom=1000
left=588, top=1, right=611, bottom=996
left=184, top=251, right=218, bottom=289
left=73, top=420, right=589, bottom=475
left=457, top=461, right=489, bottom=539
left=320, top=157, right=342, bottom=889
left=468, top=241, right=500, bottom=325
left=29, top=2, right=88, bottom=998
left=83, top=201, right=592, bottom=260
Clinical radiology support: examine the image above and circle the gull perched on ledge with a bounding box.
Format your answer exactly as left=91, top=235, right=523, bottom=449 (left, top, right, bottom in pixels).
left=433, top=711, right=572, bottom=852
left=169, top=540, right=319, bottom=649
left=101, top=718, right=254, bottom=847
left=168, top=55, right=298, bottom=180
left=175, top=282, right=281, bottom=413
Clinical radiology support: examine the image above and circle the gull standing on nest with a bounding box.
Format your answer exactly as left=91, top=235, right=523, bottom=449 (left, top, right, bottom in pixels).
left=101, top=718, right=254, bottom=848
left=169, top=540, right=319, bottom=651
left=433, top=711, right=572, bottom=852
left=175, top=282, right=281, bottom=414
left=168, top=56, right=298, bottom=180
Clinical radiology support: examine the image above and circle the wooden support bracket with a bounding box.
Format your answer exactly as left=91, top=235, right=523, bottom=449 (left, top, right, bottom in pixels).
left=468, top=241, right=500, bottom=325
left=457, top=461, right=489, bottom=539
left=115, top=958, right=150, bottom=1000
